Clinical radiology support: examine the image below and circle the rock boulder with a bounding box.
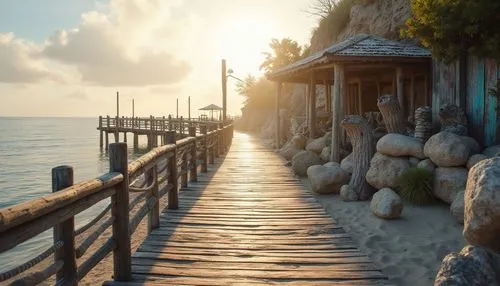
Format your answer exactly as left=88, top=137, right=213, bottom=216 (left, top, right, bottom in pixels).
left=366, top=153, right=410, bottom=189
left=340, top=185, right=358, bottom=202
left=435, top=245, right=500, bottom=286
left=433, top=167, right=468, bottom=204
left=306, top=137, right=326, bottom=154
left=370, top=188, right=404, bottom=219
left=424, top=132, right=470, bottom=167
left=340, top=153, right=354, bottom=174
left=467, top=154, right=488, bottom=170
left=417, top=158, right=436, bottom=173
left=320, top=147, right=330, bottom=162
left=483, top=145, right=500, bottom=158
left=450, top=190, right=465, bottom=224
left=376, top=133, right=426, bottom=159
left=292, top=151, right=322, bottom=177
left=307, top=163, right=349, bottom=194
left=464, top=157, right=500, bottom=252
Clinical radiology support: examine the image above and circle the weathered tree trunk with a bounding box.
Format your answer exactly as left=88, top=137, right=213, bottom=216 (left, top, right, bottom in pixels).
left=341, top=115, right=375, bottom=200
left=414, top=106, right=433, bottom=143
left=377, top=94, right=405, bottom=134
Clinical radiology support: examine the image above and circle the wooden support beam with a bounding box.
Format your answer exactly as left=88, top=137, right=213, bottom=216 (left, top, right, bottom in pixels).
left=275, top=82, right=282, bottom=149
left=309, top=72, right=317, bottom=138
left=410, top=75, right=415, bottom=117
left=396, top=67, right=405, bottom=117
left=357, top=80, right=363, bottom=115
left=331, top=64, right=344, bottom=162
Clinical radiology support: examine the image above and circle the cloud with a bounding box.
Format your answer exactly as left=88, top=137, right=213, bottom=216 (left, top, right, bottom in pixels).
left=149, top=85, right=183, bottom=95
left=0, top=33, right=51, bottom=83
left=66, top=89, right=87, bottom=100
left=42, top=0, right=191, bottom=87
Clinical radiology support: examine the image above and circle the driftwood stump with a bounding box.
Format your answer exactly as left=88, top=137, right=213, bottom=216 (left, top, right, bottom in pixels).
left=377, top=94, right=405, bottom=134
left=341, top=115, right=375, bottom=201
left=414, top=106, right=433, bottom=143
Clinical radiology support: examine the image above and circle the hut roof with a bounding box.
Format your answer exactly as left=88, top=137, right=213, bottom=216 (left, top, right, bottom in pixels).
left=199, top=104, right=223, bottom=111
left=268, top=34, right=431, bottom=80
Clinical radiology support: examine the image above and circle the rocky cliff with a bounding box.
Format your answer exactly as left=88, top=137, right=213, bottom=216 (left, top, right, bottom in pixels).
left=310, top=0, right=412, bottom=52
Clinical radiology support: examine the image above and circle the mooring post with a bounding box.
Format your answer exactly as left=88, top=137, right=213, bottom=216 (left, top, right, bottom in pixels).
left=180, top=116, right=184, bottom=136
left=114, top=116, right=119, bottom=143
left=200, top=125, right=208, bottom=172
left=109, top=143, right=131, bottom=281
left=133, top=133, right=139, bottom=151
left=168, top=115, right=172, bottom=131
left=99, top=116, right=103, bottom=149
left=166, top=131, right=178, bottom=209
left=52, top=166, right=77, bottom=285
left=105, top=132, right=109, bottom=152
left=188, top=126, right=197, bottom=182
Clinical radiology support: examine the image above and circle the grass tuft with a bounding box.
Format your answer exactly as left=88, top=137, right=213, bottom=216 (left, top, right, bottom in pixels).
left=397, top=167, right=434, bottom=205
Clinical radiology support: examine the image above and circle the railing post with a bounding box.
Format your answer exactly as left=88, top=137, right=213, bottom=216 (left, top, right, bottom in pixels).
left=147, top=165, right=159, bottom=233
left=200, top=126, right=208, bottom=172
left=52, top=166, right=77, bottom=285
left=181, top=148, right=188, bottom=188
left=180, top=116, right=184, bottom=136
left=99, top=116, right=103, bottom=149
left=149, top=115, right=155, bottom=148
left=213, top=126, right=219, bottom=158
left=166, top=131, right=178, bottom=209
left=109, top=143, right=131, bottom=281
left=188, top=126, right=197, bottom=182
left=219, top=123, right=225, bottom=154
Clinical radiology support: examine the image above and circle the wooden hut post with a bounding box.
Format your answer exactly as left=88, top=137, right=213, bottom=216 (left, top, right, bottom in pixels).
left=275, top=82, right=282, bottom=149
left=200, top=125, right=208, bottom=172
left=109, top=143, right=131, bottom=281
left=410, top=75, right=415, bottom=118
left=396, top=67, right=405, bottom=117
left=166, top=131, right=178, bottom=209
left=309, top=72, right=317, bottom=138
left=189, top=126, right=197, bottom=182
left=357, top=80, right=363, bottom=115
left=325, top=80, right=332, bottom=113
left=52, top=166, right=77, bottom=285
left=99, top=116, right=103, bottom=149
left=331, top=64, right=344, bottom=162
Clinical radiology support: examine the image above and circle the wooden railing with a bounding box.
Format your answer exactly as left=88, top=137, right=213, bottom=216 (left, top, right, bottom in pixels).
left=97, top=115, right=224, bottom=136
left=0, top=123, right=234, bottom=285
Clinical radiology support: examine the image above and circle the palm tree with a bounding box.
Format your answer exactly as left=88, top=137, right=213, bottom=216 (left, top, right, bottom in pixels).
left=260, top=38, right=303, bottom=74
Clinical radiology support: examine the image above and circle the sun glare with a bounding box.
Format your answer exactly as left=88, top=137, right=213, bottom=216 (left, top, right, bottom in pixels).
left=215, top=13, right=276, bottom=77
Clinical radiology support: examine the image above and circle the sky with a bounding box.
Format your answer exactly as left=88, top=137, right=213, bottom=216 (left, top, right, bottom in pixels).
left=0, top=0, right=317, bottom=117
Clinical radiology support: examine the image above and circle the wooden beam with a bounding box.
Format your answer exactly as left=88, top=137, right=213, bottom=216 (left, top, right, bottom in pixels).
left=396, top=67, right=405, bottom=117
left=331, top=64, right=344, bottom=162
left=309, top=73, right=317, bottom=138
left=276, top=82, right=282, bottom=149
left=324, top=79, right=331, bottom=113
left=410, top=75, right=415, bottom=117
left=357, top=80, right=363, bottom=115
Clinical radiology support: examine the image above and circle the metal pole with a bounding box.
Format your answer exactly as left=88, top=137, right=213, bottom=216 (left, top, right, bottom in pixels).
left=188, top=96, right=191, bottom=120
left=222, top=59, right=227, bottom=122
left=116, top=91, right=120, bottom=118
left=176, top=98, right=179, bottom=118
left=132, top=99, right=135, bottom=118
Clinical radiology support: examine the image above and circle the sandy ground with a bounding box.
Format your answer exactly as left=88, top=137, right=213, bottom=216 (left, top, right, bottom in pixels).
left=301, top=178, right=465, bottom=286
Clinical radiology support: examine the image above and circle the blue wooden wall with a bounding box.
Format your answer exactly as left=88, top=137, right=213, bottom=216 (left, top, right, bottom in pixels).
left=433, top=57, right=499, bottom=147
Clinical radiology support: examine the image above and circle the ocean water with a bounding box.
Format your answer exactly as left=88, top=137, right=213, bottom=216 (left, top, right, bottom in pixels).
left=0, top=117, right=147, bottom=272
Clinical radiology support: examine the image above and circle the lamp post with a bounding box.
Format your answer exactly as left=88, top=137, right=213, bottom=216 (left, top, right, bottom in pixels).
left=222, top=59, right=243, bottom=122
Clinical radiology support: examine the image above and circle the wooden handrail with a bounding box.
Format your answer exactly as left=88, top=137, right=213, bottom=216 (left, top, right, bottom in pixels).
left=0, top=120, right=234, bottom=285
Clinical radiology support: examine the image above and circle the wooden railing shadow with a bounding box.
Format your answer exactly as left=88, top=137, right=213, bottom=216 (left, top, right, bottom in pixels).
left=0, top=121, right=233, bottom=285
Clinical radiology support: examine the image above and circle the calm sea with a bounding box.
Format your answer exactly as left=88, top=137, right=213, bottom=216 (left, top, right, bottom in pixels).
left=0, top=117, right=147, bottom=272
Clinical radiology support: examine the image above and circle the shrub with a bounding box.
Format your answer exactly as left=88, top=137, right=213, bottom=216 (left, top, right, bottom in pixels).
left=397, top=167, right=434, bottom=205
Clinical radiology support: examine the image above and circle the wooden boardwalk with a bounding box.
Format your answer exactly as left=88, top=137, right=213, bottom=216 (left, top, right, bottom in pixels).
left=108, top=132, right=388, bottom=285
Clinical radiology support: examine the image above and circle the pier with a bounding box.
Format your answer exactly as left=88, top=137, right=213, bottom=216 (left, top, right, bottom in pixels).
left=0, top=117, right=387, bottom=285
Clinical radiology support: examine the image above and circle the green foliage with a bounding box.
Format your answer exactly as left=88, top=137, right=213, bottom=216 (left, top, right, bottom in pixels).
left=260, top=38, right=303, bottom=73
left=403, top=0, right=500, bottom=63
left=397, top=167, right=434, bottom=205
left=310, top=0, right=358, bottom=50
left=236, top=75, right=276, bottom=110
